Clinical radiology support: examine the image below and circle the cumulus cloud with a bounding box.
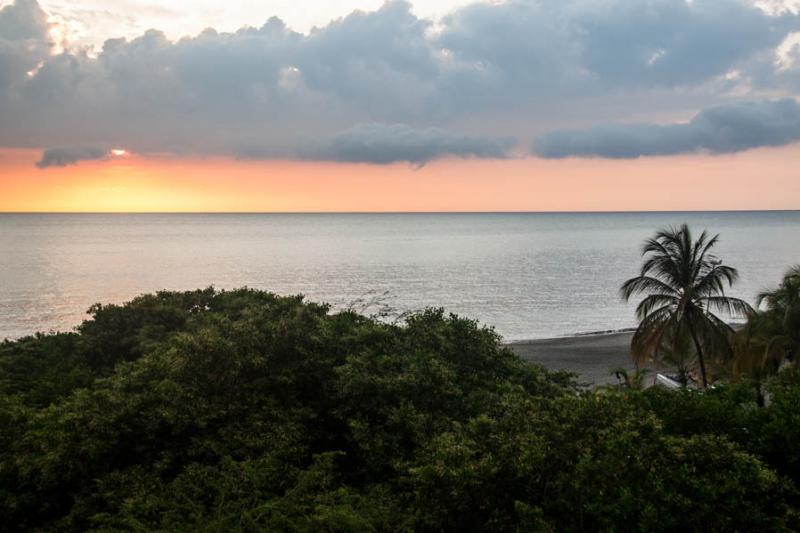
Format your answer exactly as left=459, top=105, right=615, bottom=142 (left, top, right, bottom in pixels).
left=533, top=99, right=800, bottom=158
left=0, top=0, right=799, bottom=165
left=36, top=146, right=108, bottom=168
left=0, top=0, right=50, bottom=88
left=0, top=0, right=46, bottom=39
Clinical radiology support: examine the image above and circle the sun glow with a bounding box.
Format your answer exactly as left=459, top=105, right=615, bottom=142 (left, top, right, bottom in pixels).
left=0, top=146, right=798, bottom=213
left=110, top=149, right=128, bottom=157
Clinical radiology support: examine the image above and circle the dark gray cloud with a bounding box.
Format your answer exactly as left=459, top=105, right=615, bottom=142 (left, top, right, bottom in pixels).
left=533, top=99, right=800, bottom=158
left=0, top=0, right=47, bottom=40
left=0, top=0, right=50, bottom=89
left=36, top=146, right=108, bottom=168
left=567, top=0, right=793, bottom=87
left=297, top=123, right=516, bottom=165
left=0, top=0, right=799, bottom=166
left=431, top=0, right=797, bottom=112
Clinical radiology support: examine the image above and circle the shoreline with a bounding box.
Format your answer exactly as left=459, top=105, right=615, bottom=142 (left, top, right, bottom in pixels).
left=505, top=326, right=637, bottom=344
left=507, top=330, right=635, bottom=385
left=506, top=321, right=747, bottom=385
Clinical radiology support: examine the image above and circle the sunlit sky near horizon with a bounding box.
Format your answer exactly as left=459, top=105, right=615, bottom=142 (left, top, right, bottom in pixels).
left=1, top=0, right=800, bottom=211
left=41, top=0, right=475, bottom=49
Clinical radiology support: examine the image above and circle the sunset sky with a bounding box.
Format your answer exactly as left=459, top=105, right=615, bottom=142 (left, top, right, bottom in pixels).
left=2, top=0, right=800, bottom=212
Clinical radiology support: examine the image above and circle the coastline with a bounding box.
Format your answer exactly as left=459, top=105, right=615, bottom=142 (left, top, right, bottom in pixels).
left=507, top=330, right=635, bottom=385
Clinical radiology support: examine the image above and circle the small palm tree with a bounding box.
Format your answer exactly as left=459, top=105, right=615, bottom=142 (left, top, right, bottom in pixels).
left=609, top=366, right=651, bottom=390
left=658, top=326, right=696, bottom=387
left=734, top=266, right=800, bottom=376
left=621, top=224, right=753, bottom=388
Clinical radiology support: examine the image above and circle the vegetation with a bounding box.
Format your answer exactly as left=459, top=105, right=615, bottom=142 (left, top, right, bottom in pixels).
left=1, top=287, right=799, bottom=531
left=726, top=265, right=800, bottom=405
left=734, top=266, right=800, bottom=377
left=621, top=224, right=753, bottom=387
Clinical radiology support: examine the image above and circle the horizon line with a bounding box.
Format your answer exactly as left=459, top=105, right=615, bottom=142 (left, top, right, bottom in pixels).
left=1, top=209, right=799, bottom=215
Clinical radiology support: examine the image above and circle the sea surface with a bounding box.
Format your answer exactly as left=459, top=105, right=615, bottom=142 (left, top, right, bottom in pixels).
left=1, top=212, right=799, bottom=341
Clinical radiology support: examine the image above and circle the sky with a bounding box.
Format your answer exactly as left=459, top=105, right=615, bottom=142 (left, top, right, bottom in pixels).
left=1, top=0, right=800, bottom=211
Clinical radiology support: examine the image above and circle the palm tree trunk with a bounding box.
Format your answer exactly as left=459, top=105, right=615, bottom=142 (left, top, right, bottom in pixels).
left=687, top=321, right=708, bottom=388
left=755, top=380, right=765, bottom=407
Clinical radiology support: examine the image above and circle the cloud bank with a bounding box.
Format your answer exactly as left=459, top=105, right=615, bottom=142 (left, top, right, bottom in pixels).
left=297, top=124, right=516, bottom=165
left=237, top=123, right=516, bottom=165
left=533, top=99, right=800, bottom=158
left=1, top=0, right=799, bottom=166
left=35, top=146, right=108, bottom=168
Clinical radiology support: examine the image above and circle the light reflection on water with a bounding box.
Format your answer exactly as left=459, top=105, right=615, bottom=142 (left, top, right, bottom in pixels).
left=1, top=211, right=798, bottom=341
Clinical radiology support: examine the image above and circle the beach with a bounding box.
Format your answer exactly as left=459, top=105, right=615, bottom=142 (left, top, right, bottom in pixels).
left=508, top=330, right=636, bottom=385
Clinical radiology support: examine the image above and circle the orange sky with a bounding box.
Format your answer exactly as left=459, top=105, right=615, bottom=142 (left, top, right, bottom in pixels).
left=1, top=146, right=799, bottom=212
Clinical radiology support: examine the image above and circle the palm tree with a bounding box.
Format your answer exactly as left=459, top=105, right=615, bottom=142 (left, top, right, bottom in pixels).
left=621, top=224, right=753, bottom=388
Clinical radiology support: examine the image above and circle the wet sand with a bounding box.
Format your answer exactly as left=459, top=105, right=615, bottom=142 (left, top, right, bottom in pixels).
left=507, top=331, right=636, bottom=385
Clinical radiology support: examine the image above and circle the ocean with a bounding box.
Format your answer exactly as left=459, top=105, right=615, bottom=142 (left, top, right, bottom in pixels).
left=1, top=211, right=798, bottom=341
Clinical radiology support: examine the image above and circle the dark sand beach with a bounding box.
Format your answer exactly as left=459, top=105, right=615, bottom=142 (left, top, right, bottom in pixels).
left=508, top=331, right=636, bottom=385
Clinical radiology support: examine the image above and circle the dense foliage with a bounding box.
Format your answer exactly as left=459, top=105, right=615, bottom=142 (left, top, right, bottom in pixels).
left=1, top=288, right=798, bottom=531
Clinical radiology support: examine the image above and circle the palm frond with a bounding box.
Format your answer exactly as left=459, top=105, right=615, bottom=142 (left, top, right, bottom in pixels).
left=635, top=294, right=678, bottom=321
left=694, top=265, right=739, bottom=298
left=696, top=232, right=720, bottom=264
left=689, top=229, right=712, bottom=280
left=690, top=308, right=735, bottom=363
left=620, top=275, right=678, bottom=301
left=640, top=237, right=682, bottom=284
left=630, top=305, right=674, bottom=367
left=698, top=296, right=754, bottom=319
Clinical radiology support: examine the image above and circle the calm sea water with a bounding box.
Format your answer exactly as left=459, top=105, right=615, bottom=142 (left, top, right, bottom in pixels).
left=1, top=212, right=799, bottom=341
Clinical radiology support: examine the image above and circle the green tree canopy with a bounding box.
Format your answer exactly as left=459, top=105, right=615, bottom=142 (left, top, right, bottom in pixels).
left=1, top=288, right=797, bottom=531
